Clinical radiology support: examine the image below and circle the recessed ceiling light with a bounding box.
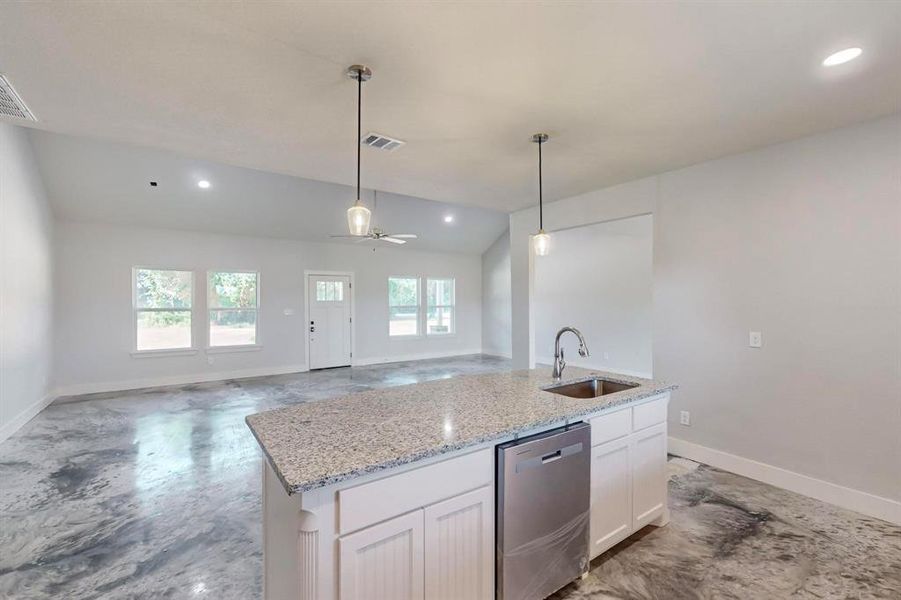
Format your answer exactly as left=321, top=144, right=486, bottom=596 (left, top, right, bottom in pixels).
left=197, top=180, right=211, bottom=189
left=443, top=215, right=454, bottom=223
left=823, top=47, right=862, bottom=67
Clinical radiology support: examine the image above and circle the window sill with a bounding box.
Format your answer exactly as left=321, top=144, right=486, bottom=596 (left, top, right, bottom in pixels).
left=131, top=348, right=198, bottom=358
left=389, top=334, right=422, bottom=340
left=205, top=344, right=263, bottom=354
left=426, top=332, right=456, bottom=338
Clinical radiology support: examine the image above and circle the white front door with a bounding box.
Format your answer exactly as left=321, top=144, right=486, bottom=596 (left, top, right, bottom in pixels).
left=308, top=274, right=352, bottom=370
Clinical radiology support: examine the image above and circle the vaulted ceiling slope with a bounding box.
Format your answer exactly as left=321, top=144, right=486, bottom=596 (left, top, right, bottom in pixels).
left=2, top=2, right=900, bottom=211
left=29, top=130, right=509, bottom=255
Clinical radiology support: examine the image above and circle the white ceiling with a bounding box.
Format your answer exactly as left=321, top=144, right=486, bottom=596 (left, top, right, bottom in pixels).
left=29, top=130, right=509, bottom=255
left=2, top=2, right=900, bottom=212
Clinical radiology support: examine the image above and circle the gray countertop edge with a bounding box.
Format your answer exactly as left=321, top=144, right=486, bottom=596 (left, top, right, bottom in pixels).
left=247, top=373, right=677, bottom=496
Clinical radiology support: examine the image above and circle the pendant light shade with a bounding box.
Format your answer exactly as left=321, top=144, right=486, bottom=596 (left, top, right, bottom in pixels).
left=531, top=133, right=550, bottom=256
left=532, top=230, right=551, bottom=256
left=346, top=65, right=372, bottom=235
left=347, top=202, right=371, bottom=236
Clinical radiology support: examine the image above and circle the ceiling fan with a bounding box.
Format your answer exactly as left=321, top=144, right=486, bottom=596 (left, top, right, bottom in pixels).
left=329, top=64, right=418, bottom=246
left=330, top=228, right=418, bottom=245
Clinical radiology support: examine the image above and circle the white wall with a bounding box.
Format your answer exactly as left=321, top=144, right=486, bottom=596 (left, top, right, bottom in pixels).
left=510, top=114, right=901, bottom=518
left=511, top=177, right=656, bottom=370
left=0, top=124, right=55, bottom=442
left=53, top=222, right=482, bottom=394
left=481, top=230, right=511, bottom=357
left=533, top=215, right=653, bottom=377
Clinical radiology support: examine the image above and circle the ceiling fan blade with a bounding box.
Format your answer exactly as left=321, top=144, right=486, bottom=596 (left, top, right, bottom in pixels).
left=390, top=234, right=418, bottom=239
left=379, top=236, right=406, bottom=244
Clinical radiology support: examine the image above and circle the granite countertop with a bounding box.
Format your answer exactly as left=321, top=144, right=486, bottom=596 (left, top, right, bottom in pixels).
left=245, top=367, right=677, bottom=495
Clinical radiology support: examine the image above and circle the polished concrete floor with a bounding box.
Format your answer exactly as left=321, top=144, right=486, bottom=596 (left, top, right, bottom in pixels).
left=1, top=355, right=899, bottom=599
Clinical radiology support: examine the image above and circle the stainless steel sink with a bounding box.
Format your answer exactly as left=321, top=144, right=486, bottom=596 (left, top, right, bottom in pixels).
left=545, top=378, right=639, bottom=399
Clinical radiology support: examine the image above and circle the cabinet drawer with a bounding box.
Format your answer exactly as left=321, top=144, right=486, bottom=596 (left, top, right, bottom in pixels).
left=632, top=396, right=668, bottom=431
left=589, top=408, right=632, bottom=446
left=339, top=448, right=492, bottom=535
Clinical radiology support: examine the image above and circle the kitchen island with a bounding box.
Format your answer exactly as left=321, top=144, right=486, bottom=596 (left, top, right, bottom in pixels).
left=246, top=367, right=676, bottom=600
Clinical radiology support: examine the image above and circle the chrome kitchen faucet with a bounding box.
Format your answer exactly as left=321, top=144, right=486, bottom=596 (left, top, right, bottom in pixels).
left=553, top=327, right=590, bottom=380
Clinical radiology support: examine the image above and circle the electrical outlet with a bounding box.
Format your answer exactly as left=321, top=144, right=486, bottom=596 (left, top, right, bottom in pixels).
left=603, top=352, right=610, bottom=361
left=680, top=411, right=691, bottom=426
left=749, top=331, right=762, bottom=348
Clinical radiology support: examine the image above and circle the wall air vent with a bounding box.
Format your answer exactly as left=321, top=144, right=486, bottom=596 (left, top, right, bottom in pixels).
left=0, top=75, right=36, bottom=121
left=361, top=132, right=405, bottom=151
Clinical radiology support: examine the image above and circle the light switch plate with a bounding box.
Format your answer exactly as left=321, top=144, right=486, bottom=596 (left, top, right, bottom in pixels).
left=680, top=411, right=691, bottom=426
left=749, top=331, right=762, bottom=348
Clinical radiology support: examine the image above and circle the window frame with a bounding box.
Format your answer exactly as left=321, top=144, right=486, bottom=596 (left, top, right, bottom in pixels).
left=387, top=275, right=422, bottom=338
left=206, top=269, right=261, bottom=350
left=132, top=266, right=196, bottom=356
left=425, top=277, right=456, bottom=336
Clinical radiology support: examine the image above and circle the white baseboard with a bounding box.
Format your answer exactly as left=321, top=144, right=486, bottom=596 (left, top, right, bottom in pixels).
left=535, top=355, right=652, bottom=379
left=668, top=436, right=901, bottom=526
left=481, top=350, right=512, bottom=359
left=353, top=349, right=484, bottom=367
left=53, top=364, right=309, bottom=398
left=0, top=391, right=56, bottom=444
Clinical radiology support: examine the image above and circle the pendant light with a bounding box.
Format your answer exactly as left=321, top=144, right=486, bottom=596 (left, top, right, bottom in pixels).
left=531, top=133, right=551, bottom=256
left=346, top=65, right=372, bottom=236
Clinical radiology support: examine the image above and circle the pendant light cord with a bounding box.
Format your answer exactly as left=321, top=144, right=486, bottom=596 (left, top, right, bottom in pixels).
left=538, top=138, right=543, bottom=230
left=356, top=72, right=362, bottom=202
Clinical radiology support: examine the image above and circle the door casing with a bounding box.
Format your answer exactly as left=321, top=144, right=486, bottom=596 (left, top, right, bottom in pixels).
left=304, top=270, right=356, bottom=370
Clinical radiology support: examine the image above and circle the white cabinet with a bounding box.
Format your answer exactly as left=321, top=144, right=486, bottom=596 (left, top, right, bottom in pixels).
left=631, top=422, right=667, bottom=529
left=339, top=510, right=424, bottom=600
left=589, top=437, right=633, bottom=558
left=589, top=396, right=669, bottom=557
left=339, top=485, right=493, bottom=600
left=424, top=486, right=494, bottom=600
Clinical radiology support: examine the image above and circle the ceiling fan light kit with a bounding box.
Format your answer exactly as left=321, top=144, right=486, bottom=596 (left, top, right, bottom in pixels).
left=531, top=133, right=551, bottom=257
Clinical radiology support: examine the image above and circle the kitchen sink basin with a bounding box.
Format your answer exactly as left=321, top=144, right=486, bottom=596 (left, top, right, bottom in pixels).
left=545, top=378, right=639, bottom=399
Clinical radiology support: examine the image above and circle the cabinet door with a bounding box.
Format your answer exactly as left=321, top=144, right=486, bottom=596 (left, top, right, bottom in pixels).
left=631, top=423, right=668, bottom=529
left=589, top=437, right=633, bottom=558
left=339, top=510, right=424, bottom=600
left=424, top=486, right=493, bottom=600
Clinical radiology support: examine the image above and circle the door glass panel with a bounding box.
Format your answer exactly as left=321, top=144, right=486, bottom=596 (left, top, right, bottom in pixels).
left=316, top=280, right=344, bottom=302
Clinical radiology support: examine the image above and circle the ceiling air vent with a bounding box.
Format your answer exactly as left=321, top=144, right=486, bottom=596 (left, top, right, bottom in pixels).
left=0, top=75, right=35, bottom=121
left=361, top=132, right=405, bottom=151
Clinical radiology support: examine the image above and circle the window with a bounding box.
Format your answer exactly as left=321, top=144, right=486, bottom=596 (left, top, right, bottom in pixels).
left=427, top=278, right=455, bottom=335
left=388, top=277, right=420, bottom=336
left=135, top=268, right=193, bottom=351
left=316, top=280, right=344, bottom=302
left=208, top=271, right=259, bottom=347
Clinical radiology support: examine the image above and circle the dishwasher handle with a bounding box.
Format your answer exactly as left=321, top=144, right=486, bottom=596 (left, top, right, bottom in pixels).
left=542, top=449, right=563, bottom=464
left=514, top=442, right=584, bottom=473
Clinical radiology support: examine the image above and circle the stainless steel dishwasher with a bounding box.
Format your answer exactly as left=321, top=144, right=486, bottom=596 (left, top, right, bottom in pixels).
left=496, top=422, right=591, bottom=600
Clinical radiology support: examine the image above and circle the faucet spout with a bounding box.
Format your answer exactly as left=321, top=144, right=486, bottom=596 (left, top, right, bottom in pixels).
left=552, top=327, right=589, bottom=380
